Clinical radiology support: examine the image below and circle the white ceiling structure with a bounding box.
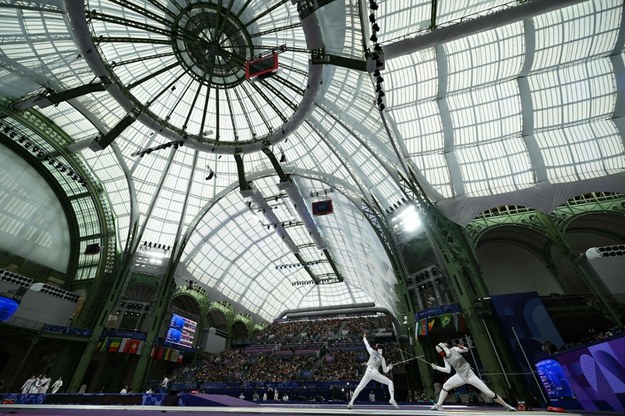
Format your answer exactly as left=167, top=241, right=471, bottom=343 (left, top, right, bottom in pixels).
left=0, top=0, right=624, bottom=322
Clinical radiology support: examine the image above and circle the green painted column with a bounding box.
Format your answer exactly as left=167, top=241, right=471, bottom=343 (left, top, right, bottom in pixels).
left=530, top=212, right=622, bottom=326
left=67, top=248, right=136, bottom=392
left=8, top=335, right=39, bottom=392
left=130, top=266, right=178, bottom=391
left=417, top=201, right=522, bottom=397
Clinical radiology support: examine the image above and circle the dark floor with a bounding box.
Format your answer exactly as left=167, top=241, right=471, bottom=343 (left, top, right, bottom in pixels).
left=0, top=402, right=589, bottom=416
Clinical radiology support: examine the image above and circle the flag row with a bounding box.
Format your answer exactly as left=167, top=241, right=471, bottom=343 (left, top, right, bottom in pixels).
left=415, top=313, right=465, bottom=337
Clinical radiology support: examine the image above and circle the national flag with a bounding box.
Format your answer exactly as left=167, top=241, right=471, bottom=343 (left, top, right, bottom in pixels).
left=418, top=319, right=428, bottom=336
left=127, top=339, right=141, bottom=354
left=119, top=338, right=129, bottom=353
left=157, top=347, right=165, bottom=360
left=108, top=338, right=122, bottom=352
left=99, top=338, right=112, bottom=352
left=453, top=314, right=465, bottom=332
left=441, top=314, right=452, bottom=328
left=428, top=317, right=437, bottom=331
left=177, top=353, right=183, bottom=363
left=169, top=350, right=179, bottom=363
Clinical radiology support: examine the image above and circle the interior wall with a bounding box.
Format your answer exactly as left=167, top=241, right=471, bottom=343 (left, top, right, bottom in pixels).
left=478, top=241, right=564, bottom=296
left=0, top=144, right=70, bottom=272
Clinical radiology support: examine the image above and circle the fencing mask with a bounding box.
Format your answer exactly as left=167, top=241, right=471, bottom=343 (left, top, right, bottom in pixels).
left=435, top=342, right=450, bottom=358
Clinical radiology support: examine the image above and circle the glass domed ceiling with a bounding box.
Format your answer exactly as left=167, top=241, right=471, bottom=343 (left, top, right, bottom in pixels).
left=1, top=0, right=625, bottom=323
left=88, top=0, right=311, bottom=149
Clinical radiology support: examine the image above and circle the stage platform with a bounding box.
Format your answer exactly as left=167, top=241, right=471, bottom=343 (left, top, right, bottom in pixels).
left=0, top=403, right=588, bottom=416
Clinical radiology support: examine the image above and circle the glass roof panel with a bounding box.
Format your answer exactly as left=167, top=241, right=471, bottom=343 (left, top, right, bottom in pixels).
left=317, top=0, right=363, bottom=58
left=532, top=1, right=621, bottom=71
left=87, top=0, right=311, bottom=146
left=530, top=60, right=615, bottom=130
left=437, top=1, right=513, bottom=26
left=536, top=121, right=625, bottom=183
left=376, top=0, right=431, bottom=42
left=445, top=23, right=524, bottom=92
left=448, top=82, right=521, bottom=147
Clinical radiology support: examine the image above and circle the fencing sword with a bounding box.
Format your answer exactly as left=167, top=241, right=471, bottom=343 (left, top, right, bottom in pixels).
left=391, top=355, right=429, bottom=366
left=415, top=355, right=431, bottom=365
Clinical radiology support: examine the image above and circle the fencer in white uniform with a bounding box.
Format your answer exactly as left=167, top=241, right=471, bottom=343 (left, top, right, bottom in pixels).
left=430, top=342, right=516, bottom=411
left=347, top=333, right=398, bottom=409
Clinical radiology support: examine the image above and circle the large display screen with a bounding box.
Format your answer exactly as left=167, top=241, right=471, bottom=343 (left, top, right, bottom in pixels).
left=535, top=358, right=575, bottom=399
left=165, top=313, right=196, bottom=349
left=535, top=335, right=625, bottom=412
left=245, top=53, right=278, bottom=79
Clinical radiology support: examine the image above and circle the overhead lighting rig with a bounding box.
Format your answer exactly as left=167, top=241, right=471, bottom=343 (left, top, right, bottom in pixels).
left=131, top=138, right=184, bottom=158
left=140, top=241, right=171, bottom=252
left=308, top=187, right=334, bottom=198
left=1, top=121, right=87, bottom=187
left=368, top=1, right=386, bottom=111
left=275, top=259, right=328, bottom=270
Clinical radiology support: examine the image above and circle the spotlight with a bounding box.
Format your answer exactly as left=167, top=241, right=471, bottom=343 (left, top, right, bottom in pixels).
left=378, top=90, right=385, bottom=97
left=379, top=103, right=385, bottom=111
left=376, top=75, right=384, bottom=83
left=369, top=13, right=375, bottom=23
left=370, top=34, right=378, bottom=42
left=372, top=23, right=380, bottom=32
left=374, top=69, right=380, bottom=77
left=369, top=1, right=378, bottom=11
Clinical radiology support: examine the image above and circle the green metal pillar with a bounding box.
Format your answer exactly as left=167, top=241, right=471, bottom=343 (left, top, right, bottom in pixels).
left=131, top=151, right=199, bottom=391
left=422, top=215, right=510, bottom=390
left=67, top=239, right=137, bottom=392
left=399, top=171, right=524, bottom=398
left=8, top=335, right=39, bottom=392
left=130, top=256, right=179, bottom=391
left=361, top=200, right=434, bottom=391
left=531, top=212, right=623, bottom=326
